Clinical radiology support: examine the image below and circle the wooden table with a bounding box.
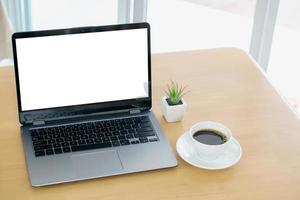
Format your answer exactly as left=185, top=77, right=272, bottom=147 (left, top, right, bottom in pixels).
left=1, top=48, right=300, bottom=200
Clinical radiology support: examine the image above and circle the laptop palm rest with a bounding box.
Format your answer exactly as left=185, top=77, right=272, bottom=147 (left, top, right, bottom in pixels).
left=71, top=150, right=123, bottom=178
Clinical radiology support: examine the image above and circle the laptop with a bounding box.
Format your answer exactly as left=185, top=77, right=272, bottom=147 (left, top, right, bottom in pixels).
left=12, top=23, right=177, bottom=187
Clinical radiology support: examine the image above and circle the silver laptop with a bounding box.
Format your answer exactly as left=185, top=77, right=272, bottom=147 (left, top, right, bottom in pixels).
left=12, top=23, right=177, bottom=187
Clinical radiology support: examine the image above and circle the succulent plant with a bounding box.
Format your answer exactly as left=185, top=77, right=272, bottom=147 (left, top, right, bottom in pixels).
left=165, top=81, right=188, bottom=105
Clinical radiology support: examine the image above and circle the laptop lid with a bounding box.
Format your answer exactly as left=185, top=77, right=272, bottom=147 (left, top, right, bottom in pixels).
left=12, top=23, right=152, bottom=124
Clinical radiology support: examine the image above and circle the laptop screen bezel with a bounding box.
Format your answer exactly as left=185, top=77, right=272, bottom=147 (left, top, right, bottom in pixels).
left=12, top=23, right=152, bottom=124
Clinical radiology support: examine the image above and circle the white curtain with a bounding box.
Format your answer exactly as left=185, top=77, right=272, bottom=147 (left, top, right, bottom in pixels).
left=0, top=0, right=13, bottom=61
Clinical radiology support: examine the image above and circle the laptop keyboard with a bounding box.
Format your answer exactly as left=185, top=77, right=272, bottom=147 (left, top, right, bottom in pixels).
left=30, top=116, right=159, bottom=157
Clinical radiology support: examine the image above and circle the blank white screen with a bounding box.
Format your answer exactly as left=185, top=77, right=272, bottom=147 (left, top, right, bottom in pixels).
left=16, top=28, right=149, bottom=111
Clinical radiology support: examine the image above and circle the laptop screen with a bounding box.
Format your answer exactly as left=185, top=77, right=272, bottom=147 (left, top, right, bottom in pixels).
left=14, top=27, right=149, bottom=111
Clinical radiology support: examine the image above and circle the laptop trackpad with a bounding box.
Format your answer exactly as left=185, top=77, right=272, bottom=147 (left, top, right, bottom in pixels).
left=71, top=150, right=123, bottom=177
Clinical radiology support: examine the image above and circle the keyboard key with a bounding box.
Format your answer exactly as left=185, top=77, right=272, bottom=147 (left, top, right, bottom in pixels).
left=149, top=138, right=159, bottom=142
left=120, top=139, right=130, bottom=146
left=104, top=132, right=112, bottom=137
left=33, top=140, right=47, bottom=146
left=73, top=135, right=80, bottom=140
left=32, top=136, right=43, bottom=141
left=70, top=141, right=78, bottom=146
left=96, top=133, right=104, bottom=138
left=61, top=142, right=69, bottom=147
left=130, top=140, right=140, bottom=144
left=86, top=139, right=94, bottom=144
left=132, top=124, right=139, bottom=128
left=34, top=144, right=52, bottom=151
left=38, top=130, right=46, bottom=135
left=118, top=135, right=126, bottom=140
left=78, top=140, right=86, bottom=145
left=54, top=148, right=63, bottom=154
left=64, top=137, right=72, bottom=141
left=136, top=127, right=153, bottom=132
left=63, top=147, right=71, bottom=153
left=102, top=137, right=110, bottom=142
left=124, top=124, right=131, bottom=129
left=134, top=131, right=155, bottom=138
left=112, top=140, right=120, bottom=146
left=80, top=135, right=88, bottom=139
left=140, top=123, right=152, bottom=128
left=94, top=138, right=102, bottom=143
left=139, top=137, right=149, bottom=143
left=46, top=149, right=54, bottom=155
left=120, top=130, right=128, bottom=135
left=126, top=134, right=134, bottom=139
left=77, top=131, right=85, bottom=135
left=45, top=135, right=52, bottom=140
left=53, top=143, right=61, bottom=148
left=69, top=132, right=76, bottom=137
left=48, top=139, right=56, bottom=144
left=71, top=142, right=112, bottom=152
left=110, top=136, right=118, bottom=141
left=128, top=129, right=136, bottom=134
left=35, top=150, right=45, bottom=157
left=56, top=138, right=63, bottom=143
left=112, top=131, right=120, bottom=136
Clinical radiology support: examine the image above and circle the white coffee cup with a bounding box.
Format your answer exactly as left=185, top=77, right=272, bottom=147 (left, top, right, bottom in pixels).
left=187, top=121, right=233, bottom=160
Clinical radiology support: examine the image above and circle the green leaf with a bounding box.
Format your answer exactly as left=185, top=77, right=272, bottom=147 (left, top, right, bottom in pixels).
left=165, top=81, right=189, bottom=105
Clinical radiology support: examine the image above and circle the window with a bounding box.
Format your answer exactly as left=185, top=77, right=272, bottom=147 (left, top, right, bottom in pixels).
left=30, top=0, right=118, bottom=31
left=0, top=0, right=129, bottom=66
left=147, top=0, right=257, bottom=53
left=267, top=0, right=300, bottom=114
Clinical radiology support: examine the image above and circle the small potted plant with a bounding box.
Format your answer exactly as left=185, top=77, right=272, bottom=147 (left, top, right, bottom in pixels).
left=162, top=81, right=188, bottom=122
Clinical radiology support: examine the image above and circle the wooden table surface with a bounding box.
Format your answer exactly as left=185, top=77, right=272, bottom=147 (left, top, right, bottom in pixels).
left=1, top=48, right=300, bottom=200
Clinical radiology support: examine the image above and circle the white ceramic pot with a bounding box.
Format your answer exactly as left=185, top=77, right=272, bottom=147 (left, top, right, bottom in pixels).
left=162, top=96, right=187, bottom=123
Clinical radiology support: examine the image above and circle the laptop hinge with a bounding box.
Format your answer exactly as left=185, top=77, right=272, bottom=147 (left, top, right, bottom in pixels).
left=130, top=109, right=141, bottom=114
left=32, top=120, right=45, bottom=126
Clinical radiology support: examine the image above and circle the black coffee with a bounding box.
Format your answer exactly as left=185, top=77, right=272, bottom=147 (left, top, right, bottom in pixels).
left=192, top=129, right=227, bottom=145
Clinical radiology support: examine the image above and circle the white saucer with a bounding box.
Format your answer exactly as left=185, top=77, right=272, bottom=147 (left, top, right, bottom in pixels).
left=176, top=132, right=242, bottom=170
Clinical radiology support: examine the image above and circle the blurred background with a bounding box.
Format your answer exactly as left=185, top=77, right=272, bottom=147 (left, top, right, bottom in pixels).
left=1, top=0, right=299, bottom=114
